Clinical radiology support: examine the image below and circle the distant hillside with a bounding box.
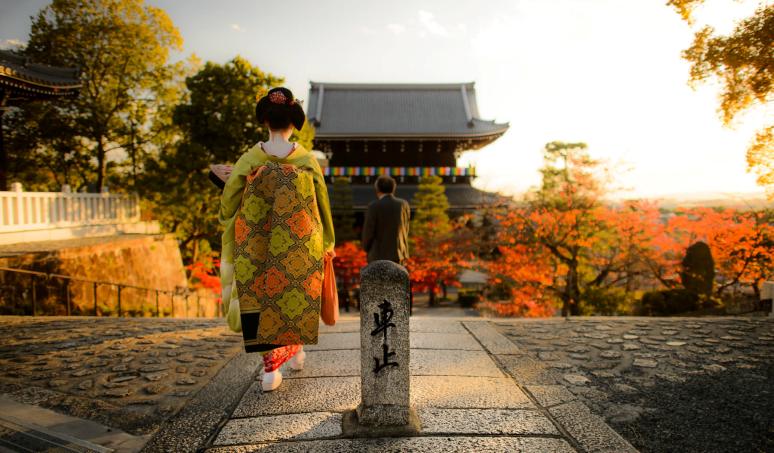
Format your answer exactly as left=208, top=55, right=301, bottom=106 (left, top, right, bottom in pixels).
left=618, top=192, right=772, bottom=211
left=494, top=189, right=773, bottom=211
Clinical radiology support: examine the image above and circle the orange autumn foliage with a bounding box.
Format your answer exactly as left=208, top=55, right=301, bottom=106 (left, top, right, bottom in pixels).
left=482, top=201, right=773, bottom=317
left=407, top=216, right=475, bottom=299
left=665, top=208, right=774, bottom=296
left=333, top=241, right=367, bottom=290
left=187, top=256, right=222, bottom=307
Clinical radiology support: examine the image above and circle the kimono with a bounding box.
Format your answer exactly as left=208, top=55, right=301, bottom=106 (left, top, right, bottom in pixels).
left=219, top=143, right=334, bottom=354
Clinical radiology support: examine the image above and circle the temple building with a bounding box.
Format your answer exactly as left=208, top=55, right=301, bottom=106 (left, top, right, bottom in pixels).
left=0, top=50, right=81, bottom=190
left=306, top=82, right=508, bottom=213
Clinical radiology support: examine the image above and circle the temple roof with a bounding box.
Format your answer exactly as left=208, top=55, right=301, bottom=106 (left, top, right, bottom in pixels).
left=0, top=50, right=81, bottom=100
left=308, top=82, right=508, bottom=140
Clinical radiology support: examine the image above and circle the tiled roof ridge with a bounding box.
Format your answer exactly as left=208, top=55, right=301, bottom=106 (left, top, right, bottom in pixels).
left=310, top=81, right=476, bottom=90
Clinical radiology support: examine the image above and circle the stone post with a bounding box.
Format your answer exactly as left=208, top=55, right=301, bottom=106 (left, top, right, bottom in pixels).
left=344, top=260, right=419, bottom=436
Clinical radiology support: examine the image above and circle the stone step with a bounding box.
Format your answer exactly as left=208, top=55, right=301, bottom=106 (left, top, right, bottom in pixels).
left=0, top=395, right=146, bottom=453
left=0, top=415, right=111, bottom=453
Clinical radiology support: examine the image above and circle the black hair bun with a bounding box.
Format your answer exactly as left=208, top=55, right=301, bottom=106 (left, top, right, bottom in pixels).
left=256, top=87, right=306, bottom=131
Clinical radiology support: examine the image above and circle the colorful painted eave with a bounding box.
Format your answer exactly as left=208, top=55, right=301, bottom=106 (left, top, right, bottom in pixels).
left=0, top=50, right=81, bottom=98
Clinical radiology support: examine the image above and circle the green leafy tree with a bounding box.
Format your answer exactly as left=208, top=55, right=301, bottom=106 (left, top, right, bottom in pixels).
left=411, top=175, right=451, bottom=238
left=170, top=57, right=282, bottom=163
left=409, top=176, right=455, bottom=306
left=331, top=177, right=357, bottom=242
left=668, top=1, right=774, bottom=197
left=141, top=57, right=309, bottom=262
left=18, top=0, right=184, bottom=192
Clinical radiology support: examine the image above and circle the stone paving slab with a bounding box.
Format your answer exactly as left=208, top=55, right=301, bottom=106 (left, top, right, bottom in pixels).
left=214, top=412, right=342, bottom=445
left=410, top=332, right=483, bottom=351
left=303, top=332, right=359, bottom=351
left=290, top=346, right=505, bottom=378
left=409, top=319, right=467, bottom=334
left=233, top=377, right=360, bottom=417
left=283, top=350, right=360, bottom=378
left=418, top=408, right=559, bottom=435
left=205, top=436, right=577, bottom=452
left=497, top=355, right=560, bottom=384
left=524, top=385, right=578, bottom=408
left=410, top=349, right=503, bottom=377
left=463, top=321, right=522, bottom=355
left=550, top=401, right=637, bottom=453
left=317, top=319, right=360, bottom=333
left=307, top=329, right=485, bottom=352
left=411, top=376, right=534, bottom=409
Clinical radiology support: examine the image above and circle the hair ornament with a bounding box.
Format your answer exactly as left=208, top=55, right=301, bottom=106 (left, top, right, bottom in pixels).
left=268, top=91, right=288, bottom=105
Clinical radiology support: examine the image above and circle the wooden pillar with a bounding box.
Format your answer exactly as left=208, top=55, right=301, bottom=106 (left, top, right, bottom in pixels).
left=0, top=92, right=8, bottom=192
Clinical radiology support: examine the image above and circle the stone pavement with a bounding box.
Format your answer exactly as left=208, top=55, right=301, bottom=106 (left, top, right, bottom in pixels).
left=8, top=315, right=769, bottom=452
left=200, top=316, right=635, bottom=452
left=0, top=316, right=244, bottom=443
left=494, top=317, right=774, bottom=453
left=0, top=315, right=638, bottom=452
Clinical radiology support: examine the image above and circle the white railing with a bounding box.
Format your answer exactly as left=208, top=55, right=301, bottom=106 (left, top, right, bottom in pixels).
left=0, top=183, right=140, bottom=233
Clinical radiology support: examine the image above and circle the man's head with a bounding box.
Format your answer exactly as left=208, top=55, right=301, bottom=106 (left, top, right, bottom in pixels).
left=375, top=175, right=396, bottom=195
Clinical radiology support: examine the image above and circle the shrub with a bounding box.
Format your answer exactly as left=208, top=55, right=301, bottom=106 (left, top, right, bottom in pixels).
left=458, top=289, right=481, bottom=307
left=680, top=241, right=715, bottom=299
left=580, top=286, right=634, bottom=315
left=98, top=304, right=114, bottom=317
left=640, top=289, right=699, bottom=315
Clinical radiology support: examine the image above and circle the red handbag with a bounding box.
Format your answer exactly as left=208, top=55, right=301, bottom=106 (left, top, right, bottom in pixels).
left=321, top=251, right=339, bottom=326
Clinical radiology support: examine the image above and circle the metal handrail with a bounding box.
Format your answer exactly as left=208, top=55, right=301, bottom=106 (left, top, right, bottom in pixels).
left=0, top=266, right=221, bottom=318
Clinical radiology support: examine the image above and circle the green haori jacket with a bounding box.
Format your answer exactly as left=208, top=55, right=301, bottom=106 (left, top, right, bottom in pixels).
left=219, top=143, right=335, bottom=334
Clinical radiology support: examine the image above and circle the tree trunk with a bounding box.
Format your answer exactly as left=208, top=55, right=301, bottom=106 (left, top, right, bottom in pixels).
left=567, top=261, right=581, bottom=316
left=428, top=283, right=436, bottom=307
left=96, top=139, right=107, bottom=192
left=561, top=293, right=570, bottom=317
left=191, top=238, right=199, bottom=268
left=752, top=279, right=761, bottom=302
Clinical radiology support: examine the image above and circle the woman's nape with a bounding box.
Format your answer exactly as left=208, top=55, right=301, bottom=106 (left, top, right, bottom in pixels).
left=261, top=124, right=296, bottom=158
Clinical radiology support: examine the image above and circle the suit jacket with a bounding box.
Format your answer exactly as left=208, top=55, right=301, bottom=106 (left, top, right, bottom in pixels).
left=362, top=194, right=410, bottom=264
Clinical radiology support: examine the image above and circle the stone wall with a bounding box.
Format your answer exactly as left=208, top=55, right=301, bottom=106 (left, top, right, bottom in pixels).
left=0, top=234, right=219, bottom=317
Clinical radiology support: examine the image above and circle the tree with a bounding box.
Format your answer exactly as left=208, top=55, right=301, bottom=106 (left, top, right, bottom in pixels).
left=407, top=176, right=461, bottom=306
left=525, top=142, right=612, bottom=315
left=666, top=207, right=774, bottom=300
left=411, top=175, right=451, bottom=237
left=20, top=0, right=183, bottom=192
left=333, top=241, right=367, bottom=293
left=668, top=1, right=774, bottom=197
left=331, top=177, right=357, bottom=242
left=141, top=57, right=295, bottom=263
left=746, top=126, right=773, bottom=194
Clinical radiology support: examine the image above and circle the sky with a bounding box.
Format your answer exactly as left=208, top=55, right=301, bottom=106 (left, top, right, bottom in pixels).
left=1, top=0, right=771, bottom=200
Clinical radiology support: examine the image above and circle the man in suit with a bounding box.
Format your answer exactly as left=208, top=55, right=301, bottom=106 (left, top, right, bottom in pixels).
left=362, top=175, right=410, bottom=265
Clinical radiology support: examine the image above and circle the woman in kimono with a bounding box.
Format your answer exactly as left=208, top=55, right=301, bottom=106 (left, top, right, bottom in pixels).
left=219, top=87, right=335, bottom=391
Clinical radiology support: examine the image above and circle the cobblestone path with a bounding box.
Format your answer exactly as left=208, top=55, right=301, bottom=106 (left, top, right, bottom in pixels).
left=0, top=317, right=242, bottom=435
left=495, top=317, right=774, bottom=453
